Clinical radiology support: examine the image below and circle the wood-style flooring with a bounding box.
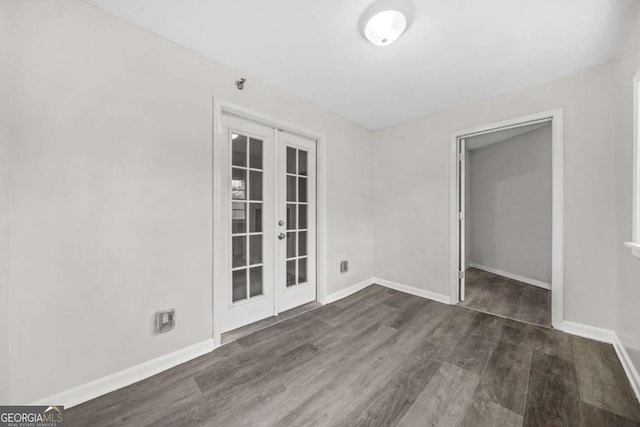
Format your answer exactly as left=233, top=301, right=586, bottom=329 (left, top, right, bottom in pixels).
left=221, top=301, right=322, bottom=345
left=458, top=268, right=551, bottom=327
left=66, top=285, right=639, bottom=426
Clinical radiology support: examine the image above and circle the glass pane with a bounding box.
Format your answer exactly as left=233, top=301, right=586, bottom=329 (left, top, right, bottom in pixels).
left=232, top=134, right=247, bottom=167
left=249, top=203, right=262, bottom=233
left=232, top=202, right=246, bottom=234
left=232, top=236, right=246, bottom=268
left=298, top=150, right=308, bottom=176
left=299, top=204, right=308, bottom=229
left=287, top=176, right=296, bottom=202
left=298, top=258, right=307, bottom=284
left=249, top=138, right=262, bottom=169
left=250, top=235, right=262, bottom=265
left=287, top=232, right=296, bottom=258
left=298, top=231, right=307, bottom=256
left=298, top=177, right=308, bottom=202
left=287, top=147, right=296, bottom=174
left=286, top=260, right=296, bottom=287
left=249, top=267, right=263, bottom=297
left=287, top=203, right=297, bottom=230
left=232, top=269, right=247, bottom=302
left=249, top=170, right=263, bottom=201
left=232, top=168, right=247, bottom=200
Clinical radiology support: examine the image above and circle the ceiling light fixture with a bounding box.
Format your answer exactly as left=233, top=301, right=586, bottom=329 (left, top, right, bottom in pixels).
left=360, top=0, right=411, bottom=47
left=364, top=10, right=407, bottom=46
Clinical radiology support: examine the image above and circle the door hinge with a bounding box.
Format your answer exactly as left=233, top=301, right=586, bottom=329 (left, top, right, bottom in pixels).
left=458, top=212, right=464, bottom=221
left=458, top=152, right=464, bottom=162
left=458, top=271, right=465, bottom=280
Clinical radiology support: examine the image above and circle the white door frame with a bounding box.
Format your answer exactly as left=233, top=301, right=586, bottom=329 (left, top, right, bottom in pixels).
left=448, top=108, right=564, bottom=329
left=212, top=98, right=327, bottom=346
left=458, top=137, right=466, bottom=302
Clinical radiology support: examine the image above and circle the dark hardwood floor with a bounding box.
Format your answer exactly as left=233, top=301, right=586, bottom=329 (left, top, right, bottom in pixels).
left=458, top=268, right=551, bottom=327
left=66, top=285, right=639, bottom=426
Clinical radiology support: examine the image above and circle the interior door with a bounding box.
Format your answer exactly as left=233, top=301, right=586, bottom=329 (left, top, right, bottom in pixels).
left=220, top=114, right=276, bottom=333
left=458, top=138, right=466, bottom=301
left=218, top=115, right=318, bottom=333
left=276, top=131, right=317, bottom=312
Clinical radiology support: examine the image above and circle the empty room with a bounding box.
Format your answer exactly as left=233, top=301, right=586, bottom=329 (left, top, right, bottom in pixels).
left=1, top=1, right=640, bottom=426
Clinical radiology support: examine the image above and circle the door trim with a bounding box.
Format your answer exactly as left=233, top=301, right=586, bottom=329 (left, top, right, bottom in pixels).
left=458, top=137, right=466, bottom=302
left=212, top=98, right=327, bottom=346
left=448, top=108, right=564, bottom=329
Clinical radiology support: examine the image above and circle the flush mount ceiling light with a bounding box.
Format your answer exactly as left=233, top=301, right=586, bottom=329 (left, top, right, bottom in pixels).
left=360, top=0, right=412, bottom=47
left=364, top=10, right=407, bottom=46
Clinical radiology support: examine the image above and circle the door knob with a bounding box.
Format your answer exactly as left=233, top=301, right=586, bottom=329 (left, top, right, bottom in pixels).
left=278, top=233, right=286, bottom=240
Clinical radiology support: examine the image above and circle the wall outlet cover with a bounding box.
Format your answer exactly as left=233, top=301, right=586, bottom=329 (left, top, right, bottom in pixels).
left=156, top=309, right=175, bottom=333
left=340, top=260, right=349, bottom=273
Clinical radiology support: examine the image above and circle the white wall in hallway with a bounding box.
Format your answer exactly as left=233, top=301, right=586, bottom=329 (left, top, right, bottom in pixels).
left=4, top=0, right=374, bottom=404
left=373, top=61, right=618, bottom=330
left=468, top=125, right=552, bottom=284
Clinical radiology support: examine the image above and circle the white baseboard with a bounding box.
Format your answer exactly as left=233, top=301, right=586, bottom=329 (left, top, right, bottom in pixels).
left=612, top=333, right=640, bottom=402
left=560, top=321, right=640, bottom=403
left=324, top=278, right=375, bottom=304
left=31, top=339, right=216, bottom=409
left=559, top=321, right=616, bottom=343
left=469, top=263, right=551, bottom=290
left=325, top=277, right=451, bottom=306
left=373, top=277, right=451, bottom=304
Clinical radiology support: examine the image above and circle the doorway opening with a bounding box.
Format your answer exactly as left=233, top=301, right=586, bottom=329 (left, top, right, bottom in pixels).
left=212, top=100, right=327, bottom=346
left=450, top=109, right=564, bottom=328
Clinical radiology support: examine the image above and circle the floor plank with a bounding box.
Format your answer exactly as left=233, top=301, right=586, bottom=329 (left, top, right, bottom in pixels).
left=335, top=353, right=441, bottom=427
left=397, top=362, right=480, bottom=427
left=501, top=319, right=574, bottom=362
left=523, top=350, right=582, bottom=426
left=459, top=268, right=551, bottom=327
left=573, top=337, right=640, bottom=422
left=463, top=392, right=524, bottom=427
left=475, top=339, right=533, bottom=415
left=580, top=402, right=640, bottom=427
left=221, top=301, right=322, bottom=344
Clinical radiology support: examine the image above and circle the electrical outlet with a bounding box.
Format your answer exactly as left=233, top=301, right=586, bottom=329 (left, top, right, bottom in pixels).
left=340, top=260, right=349, bottom=273
left=156, top=309, right=175, bottom=333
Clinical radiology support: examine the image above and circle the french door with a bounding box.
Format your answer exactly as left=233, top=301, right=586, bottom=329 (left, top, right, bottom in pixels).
left=219, top=114, right=317, bottom=333
left=276, top=132, right=317, bottom=313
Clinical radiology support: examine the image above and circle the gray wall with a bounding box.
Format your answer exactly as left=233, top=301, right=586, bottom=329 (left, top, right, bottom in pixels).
left=613, top=8, right=640, bottom=379
left=468, top=125, right=552, bottom=283
left=0, top=0, right=11, bottom=404
left=4, top=0, right=374, bottom=404
left=373, top=61, right=618, bottom=329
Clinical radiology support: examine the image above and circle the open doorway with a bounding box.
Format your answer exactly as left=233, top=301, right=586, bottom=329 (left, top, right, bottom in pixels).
left=450, top=110, right=564, bottom=328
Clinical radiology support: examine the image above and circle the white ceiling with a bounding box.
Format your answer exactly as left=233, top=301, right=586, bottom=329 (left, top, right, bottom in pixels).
left=87, top=0, right=639, bottom=130
left=466, top=122, right=550, bottom=151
